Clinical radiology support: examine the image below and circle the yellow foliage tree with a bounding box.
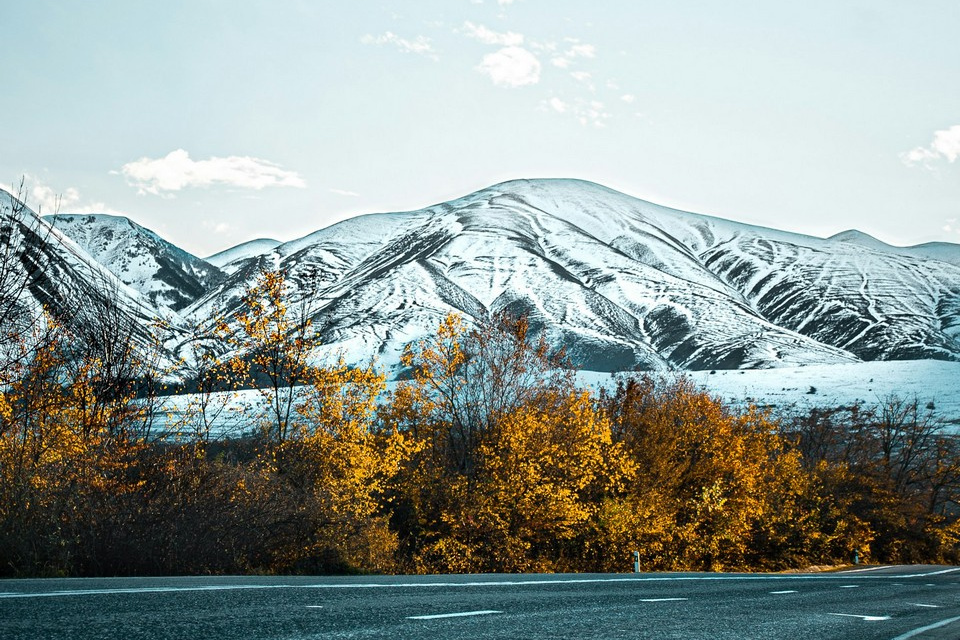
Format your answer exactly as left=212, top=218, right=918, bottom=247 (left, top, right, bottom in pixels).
left=599, top=375, right=811, bottom=571
left=387, top=312, right=627, bottom=572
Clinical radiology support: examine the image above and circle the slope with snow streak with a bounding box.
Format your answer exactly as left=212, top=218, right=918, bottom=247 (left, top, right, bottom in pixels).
left=195, top=179, right=949, bottom=375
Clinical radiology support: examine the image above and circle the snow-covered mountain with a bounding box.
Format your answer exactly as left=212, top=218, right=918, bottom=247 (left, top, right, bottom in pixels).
left=0, top=191, right=180, bottom=362
left=6, top=179, right=959, bottom=378
left=182, top=179, right=960, bottom=375
left=47, top=214, right=224, bottom=311
left=206, top=238, right=281, bottom=275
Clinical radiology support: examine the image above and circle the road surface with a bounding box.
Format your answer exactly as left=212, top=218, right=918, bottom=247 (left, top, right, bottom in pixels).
left=2, top=565, right=959, bottom=639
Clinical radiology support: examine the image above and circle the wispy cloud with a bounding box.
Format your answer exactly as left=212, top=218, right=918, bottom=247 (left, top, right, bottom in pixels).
left=120, top=149, right=306, bottom=196
left=361, top=31, right=438, bottom=60
left=329, top=188, right=360, bottom=197
left=477, top=46, right=541, bottom=87
left=546, top=97, right=567, bottom=113
left=551, top=39, right=597, bottom=70
left=461, top=21, right=523, bottom=46
left=541, top=97, right=610, bottom=127
left=902, top=125, right=960, bottom=168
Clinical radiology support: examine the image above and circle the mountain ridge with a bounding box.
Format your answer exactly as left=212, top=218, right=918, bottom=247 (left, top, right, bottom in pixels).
left=6, top=179, right=959, bottom=378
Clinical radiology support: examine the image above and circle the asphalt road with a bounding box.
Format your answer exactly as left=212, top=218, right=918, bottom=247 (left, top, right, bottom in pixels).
left=2, top=565, right=960, bottom=639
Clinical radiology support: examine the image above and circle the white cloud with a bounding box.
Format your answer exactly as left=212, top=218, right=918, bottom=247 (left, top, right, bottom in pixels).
left=121, top=149, right=306, bottom=196
left=476, top=46, right=541, bottom=87
left=22, top=176, right=120, bottom=215
left=570, top=71, right=592, bottom=83
left=549, top=40, right=598, bottom=70
left=566, top=43, right=596, bottom=59
left=621, top=94, right=636, bottom=103
left=546, top=97, right=567, bottom=113
left=329, top=188, right=360, bottom=197
left=498, top=0, right=516, bottom=4
left=902, top=125, right=960, bottom=167
left=577, top=99, right=610, bottom=127
left=542, top=97, right=610, bottom=127
left=461, top=21, right=523, bottom=46
left=360, top=32, right=438, bottom=60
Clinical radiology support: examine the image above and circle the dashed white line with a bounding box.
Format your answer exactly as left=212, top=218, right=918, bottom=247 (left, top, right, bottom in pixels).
left=639, top=598, right=688, bottom=602
left=839, top=585, right=860, bottom=589
left=827, top=613, right=890, bottom=622
left=408, top=610, right=502, bottom=620
left=908, top=603, right=939, bottom=608
left=770, top=590, right=797, bottom=594
left=890, top=615, right=960, bottom=640
left=305, top=605, right=324, bottom=609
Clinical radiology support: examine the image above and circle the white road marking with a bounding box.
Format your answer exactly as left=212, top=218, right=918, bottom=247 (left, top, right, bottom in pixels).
left=896, top=568, right=960, bottom=578
left=639, top=598, right=688, bottom=602
left=305, top=605, right=324, bottom=609
left=827, top=613, right=891, bottom=622
left=770, top=590, right=797, bottom=594
left=908, top=603, right=939, bottom=608
left=0, top=584, right=295, bottom=599
left=890, top=615, right=960, bottom=640
left=840, top=565, right=892, bottom=573
left=839, top=585, right=860, bottom=588
left=408, top=610, right=502, bottom=620
left=1, top=567, right=955, bottom=600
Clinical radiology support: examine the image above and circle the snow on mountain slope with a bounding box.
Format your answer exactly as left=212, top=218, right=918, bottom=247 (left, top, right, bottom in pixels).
left=12, top=179, right=957, bottom=381
left=46, top=213, right=224, bottom=312
left=183, top=178, right=960, bottom=376
left=205, top=238, right=281, bottom=273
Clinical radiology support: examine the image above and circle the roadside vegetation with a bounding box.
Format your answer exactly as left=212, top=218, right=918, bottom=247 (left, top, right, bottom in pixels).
left=2, top=200, right=959, bottom=577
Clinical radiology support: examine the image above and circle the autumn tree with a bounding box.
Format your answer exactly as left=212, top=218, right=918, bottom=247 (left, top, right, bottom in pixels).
left=597, top=375, right=829, bottom=571
left=233, top=269, right=316, bottom=443
left=386, top=312, right=626, bottom=572
left=784, top=397, right=960, bottom=564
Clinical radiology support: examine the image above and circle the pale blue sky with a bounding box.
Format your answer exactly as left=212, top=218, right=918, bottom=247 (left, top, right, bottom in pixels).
left=3, top=1, right=959, bottom=256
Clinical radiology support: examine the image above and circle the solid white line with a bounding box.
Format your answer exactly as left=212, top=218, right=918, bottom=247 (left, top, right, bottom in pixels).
left=890, top=615, right=960, bottom=640
left=770, top=590, right=797, bottom=594
left=841, top=565, right=893, bottom=573
left=639, top=598, right=687, bottom=602
left=896, top=568, right=960, bottom=579
left=407, top=610, right=502, bottom=620
left=3, top=567, right=955, bottom=600
left=827, top=613, right=890, bottom=622
left=0, top=584, right=294, bottom=599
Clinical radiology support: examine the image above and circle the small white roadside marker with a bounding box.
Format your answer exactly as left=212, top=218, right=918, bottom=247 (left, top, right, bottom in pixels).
left=770, top=590, right=797, bottom=594
left=639, top=598, right=688, bottom=602
left=827, top=613, right=891, bottom=622
left=408, top=610, right=502, bottom=620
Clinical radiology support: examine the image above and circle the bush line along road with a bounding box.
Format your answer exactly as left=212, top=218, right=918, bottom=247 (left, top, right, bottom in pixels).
left=3, top=565, right=960, bottom=639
